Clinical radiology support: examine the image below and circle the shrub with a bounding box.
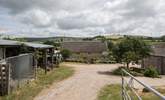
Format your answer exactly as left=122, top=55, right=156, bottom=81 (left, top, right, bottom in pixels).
left=112, top=67, right=130, bottom=76
left=142, top=87, right=150, bottom=93
left=131, top=67, right=145, bottom=73
left=60, top=49, right=72, bottom=60
left=112, top=67, right=144, bottom=76
left=144, top=67, right=159, bottom=78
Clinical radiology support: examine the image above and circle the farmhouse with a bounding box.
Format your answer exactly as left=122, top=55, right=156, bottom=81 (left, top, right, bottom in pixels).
left=61, top=41, right=108, bottom=63
left=142, top=43, right=165, bottom=74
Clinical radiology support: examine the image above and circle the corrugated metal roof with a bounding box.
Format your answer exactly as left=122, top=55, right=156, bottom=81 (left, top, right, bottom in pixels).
left=0, top=39, right=21, bottom=46
left=22, top=42, right=54, bottom=49
left=0, top=39, right=54, bottom=49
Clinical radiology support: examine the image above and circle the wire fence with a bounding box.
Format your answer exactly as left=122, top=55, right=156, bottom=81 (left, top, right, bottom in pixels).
left=121, top=69, right=165, bottom=100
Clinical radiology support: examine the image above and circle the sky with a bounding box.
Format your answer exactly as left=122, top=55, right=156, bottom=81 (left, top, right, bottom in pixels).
left=0, top=0, right=165, bottom=37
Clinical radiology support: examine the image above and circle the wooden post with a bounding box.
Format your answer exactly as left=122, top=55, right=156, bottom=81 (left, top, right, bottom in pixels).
left=161, top=56, right=164, bottom=75
left=50, top=48, right=54, bottom=69
left=141, top=59, right=144, bottom=68
left=3, top=48, right=6, bottom=59
left=34, top=49, right=38, bottom=79
left=43, top=49, right=47, bottom=74
left=6, top=63, right=10, bottom=95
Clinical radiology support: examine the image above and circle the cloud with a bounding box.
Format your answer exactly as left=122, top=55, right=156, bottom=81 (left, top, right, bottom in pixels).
left=123, top=0, right=158, bottom=19
left=17, top=9, right=52, bottom=27
left=0, top=0, right=165, bottom=37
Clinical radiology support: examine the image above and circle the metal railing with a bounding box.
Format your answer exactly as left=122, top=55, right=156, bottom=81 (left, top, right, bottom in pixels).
left=121, top=69, right=165, bottom=100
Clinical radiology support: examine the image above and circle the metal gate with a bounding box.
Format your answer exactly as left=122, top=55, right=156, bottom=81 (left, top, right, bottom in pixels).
left=121, top=69, right=165, bottom=100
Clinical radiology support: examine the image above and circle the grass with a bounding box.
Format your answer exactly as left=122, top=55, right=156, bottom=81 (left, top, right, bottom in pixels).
left=98, top=84, right=122, bottom=100
left=0, top=64, right=74, bottom=100
left=98, top=84, right=165, bottom=100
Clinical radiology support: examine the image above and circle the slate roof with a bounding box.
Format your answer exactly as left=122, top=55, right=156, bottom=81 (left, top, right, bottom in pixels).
left=61, top=41, right=107, bottom=53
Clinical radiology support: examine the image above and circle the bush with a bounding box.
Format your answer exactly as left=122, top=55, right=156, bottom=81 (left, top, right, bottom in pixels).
left=144, top=67, right=159, bottom=78
left=112, top=67, right=144, bottom=76
left=112, top=67, right=130, bottom=76
left=142, top=87, right=150, bottom=92
left=131, top=67, right=145, bottom=73
left=60, top=49, right=72, bottom=60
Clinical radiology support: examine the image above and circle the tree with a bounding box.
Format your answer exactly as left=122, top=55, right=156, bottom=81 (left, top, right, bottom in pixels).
left=107, top=40, right=114, bottom=51
left=161, top=35, right=165, bottom=42
left=43, top=40, right=61, bottom=47
left=113, top=37, right=152, bottom=68
left=122, top=51, right=138, bottom=68
left=60, top=49, right=72, bottom=60
left=3, top=37, right=27, bottom=42
left=93, top=35, right=106, bottom=42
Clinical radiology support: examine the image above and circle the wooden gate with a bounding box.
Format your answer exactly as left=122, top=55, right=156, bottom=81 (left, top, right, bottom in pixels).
left=0, top=63, right=10, bottom=95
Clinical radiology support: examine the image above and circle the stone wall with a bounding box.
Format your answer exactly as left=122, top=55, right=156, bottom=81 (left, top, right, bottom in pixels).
left=142, top=55, right=165, bottom=75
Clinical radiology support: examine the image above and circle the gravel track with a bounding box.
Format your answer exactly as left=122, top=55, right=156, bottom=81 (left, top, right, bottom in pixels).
left=34, top=63, right=165, bottom=100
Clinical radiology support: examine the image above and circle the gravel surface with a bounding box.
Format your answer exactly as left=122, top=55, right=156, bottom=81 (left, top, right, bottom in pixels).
left=34, top=63, right=165, bottom=100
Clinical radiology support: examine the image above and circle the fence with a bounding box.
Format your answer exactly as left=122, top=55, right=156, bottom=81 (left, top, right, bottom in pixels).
left=0, top=53, right=35, bottom=95
left=121, top=69, right=165, bottom=100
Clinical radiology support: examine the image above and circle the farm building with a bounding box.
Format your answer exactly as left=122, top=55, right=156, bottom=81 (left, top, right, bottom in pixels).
left=62, top=41, right=107, bottom=53
left=22, top=42, right=55, bottom=73
left=61, top=41, right=108, bottom=63
left=0, top=40, right=21, bottom=60
left=142, top=43, right=165, bottom=75
left=0, top=40, right=58, bottom=95
left=0, top=40, right=31, bottom=95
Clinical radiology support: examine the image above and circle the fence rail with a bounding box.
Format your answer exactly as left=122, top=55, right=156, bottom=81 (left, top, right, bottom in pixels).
left=121, top=69, right=165, bottom=100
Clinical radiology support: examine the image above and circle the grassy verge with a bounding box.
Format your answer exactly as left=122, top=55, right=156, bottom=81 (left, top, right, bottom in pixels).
left=98, top=84, right=122, bottom=100
left=0, top=64, right=74, bottom=100
left=98, top=84, right=165, bottom=100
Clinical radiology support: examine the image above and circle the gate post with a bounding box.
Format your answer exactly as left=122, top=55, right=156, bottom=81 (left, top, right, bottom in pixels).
left=121, top=70, right=124, bottom=100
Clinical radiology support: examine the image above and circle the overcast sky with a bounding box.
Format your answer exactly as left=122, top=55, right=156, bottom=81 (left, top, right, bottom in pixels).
left=0, top=0, right=165, bottom=37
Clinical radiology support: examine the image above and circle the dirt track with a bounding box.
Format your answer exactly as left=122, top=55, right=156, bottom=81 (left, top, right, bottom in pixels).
left=34, top=63, right=165, bottom=100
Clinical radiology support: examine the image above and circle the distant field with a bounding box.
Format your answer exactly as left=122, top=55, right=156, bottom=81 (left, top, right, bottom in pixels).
left=145, top=41, right=165, bottom=45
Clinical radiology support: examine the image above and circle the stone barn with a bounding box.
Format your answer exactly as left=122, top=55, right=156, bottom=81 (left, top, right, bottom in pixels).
left=62, top=41, right=107, bottom=53
left=61, top=41, right=108, bottom=63
left=142, top=44, right=165, bottom=75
